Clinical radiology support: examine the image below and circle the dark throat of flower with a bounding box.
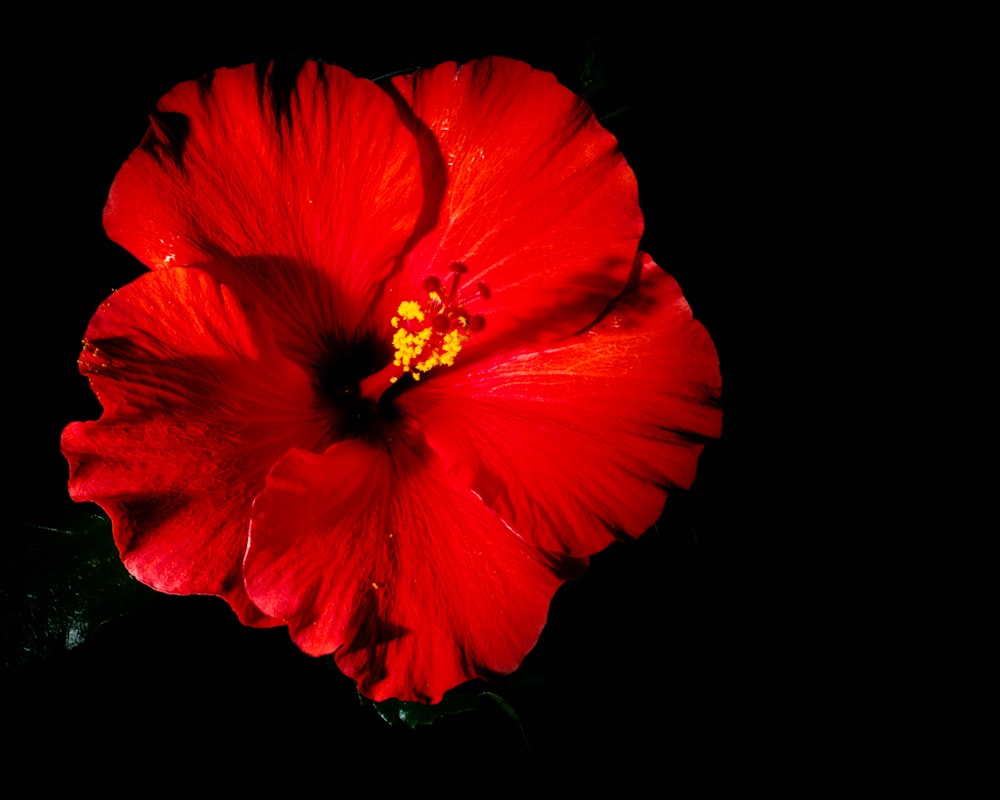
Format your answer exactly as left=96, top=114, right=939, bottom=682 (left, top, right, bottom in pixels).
left=359, top=262, right=487, bottom=404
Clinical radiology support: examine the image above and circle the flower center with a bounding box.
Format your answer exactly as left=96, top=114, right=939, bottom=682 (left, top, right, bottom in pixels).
left=359, top=262, right=487, bottom=403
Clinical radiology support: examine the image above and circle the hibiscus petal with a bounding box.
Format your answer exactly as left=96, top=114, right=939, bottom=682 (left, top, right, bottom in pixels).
left=245, top=438, right=578, bottom=703
left=382, top=56, right=643, bottom=354
left=103, top=61, right=425, bottom=361
left=61, top=268, right=330, bottom=624
left=399, top=253, right=723, bottom=558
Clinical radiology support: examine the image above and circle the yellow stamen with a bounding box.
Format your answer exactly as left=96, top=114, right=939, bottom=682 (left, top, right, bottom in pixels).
left=390, top=297, right=474, bottom=381
left=359, top=265, right=488, bottom=401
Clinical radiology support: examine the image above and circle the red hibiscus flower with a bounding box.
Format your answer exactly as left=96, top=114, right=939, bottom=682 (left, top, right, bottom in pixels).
left=61, top=56, right=722, bottom=704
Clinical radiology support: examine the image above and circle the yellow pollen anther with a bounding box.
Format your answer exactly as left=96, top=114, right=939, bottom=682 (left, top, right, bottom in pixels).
left=387, top=271, right=486, bottom=382
left=360, top=265, right=489, bottom=402
left=395, top=300, right=425, bottom=323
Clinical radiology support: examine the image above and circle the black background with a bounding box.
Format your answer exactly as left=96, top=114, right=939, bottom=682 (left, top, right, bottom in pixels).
left=6, top=10, right=786, bottom=788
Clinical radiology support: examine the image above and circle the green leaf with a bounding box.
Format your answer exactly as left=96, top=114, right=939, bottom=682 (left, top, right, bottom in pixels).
left=361, top=678, right=533, bottom=743
left=1, top=508, right=154, bottom=672
left=577, top=38, right=631, bottom=125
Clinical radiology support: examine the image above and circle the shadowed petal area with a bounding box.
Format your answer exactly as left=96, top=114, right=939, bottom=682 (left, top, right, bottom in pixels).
left=61, top=268, right=330, bottom=624
left=399, top=254, right=723, bottom=558
left=380, top=56, right=643, bottom=355
left=245, top=438, right=577, bottom=703
left=103, top=61, right=425, bottom=360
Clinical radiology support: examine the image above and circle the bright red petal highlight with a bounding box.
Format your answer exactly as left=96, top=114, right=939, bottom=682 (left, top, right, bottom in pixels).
left=103, top=61, right=425, bottom=362
left=400, top=254, right=723, bottom=558
left=382, top=56, right=643, bottom=355
left=245, top=438, right=577, bottom=703
left=61, top=268, right=330, bottom=624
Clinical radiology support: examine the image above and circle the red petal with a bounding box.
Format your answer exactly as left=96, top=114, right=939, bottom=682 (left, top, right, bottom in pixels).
left=103, top=61, right=425, bottom=361
left=381, top=57, right=643, bottom=354
left=245, top=438, right=576, bottom=703
left=399, top=254, right=722, bottom=558
left=61, top=268, right=330, bottom=624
